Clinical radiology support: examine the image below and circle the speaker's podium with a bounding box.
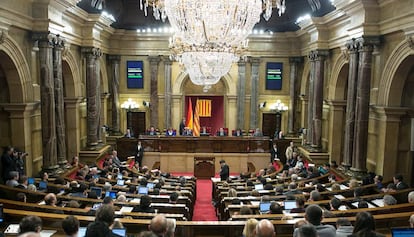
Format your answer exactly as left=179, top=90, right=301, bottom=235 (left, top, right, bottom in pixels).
left=194, top=157, right=215, bottom=179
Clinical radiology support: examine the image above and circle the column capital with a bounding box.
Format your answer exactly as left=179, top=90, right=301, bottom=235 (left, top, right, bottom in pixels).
left=355, top=36, right=381, bottom=52
left=81, top=47, right=102, bottom=58
left=32, top=32, right=55, bottom=48
left=289, top=57, right=304, bottom=64
left=0, top=30, right=9, bottom=45
left=308, top=49, right=329, bottom=61
left=148, top=55, right=161, bottom=65
left=325, top=100, right=347, bottom=108
left=238, top=60, right=246, bottom=67
left=0, top=102, right=40, bottom=118
left=249, top=57, right=261, bottom=65
left=345, top=39, right=359, bottom=53
left=163, top=56, right=173, bottom=65
left=64, top=97, right=84, bottom=106
left=107, top=55, right=121, bottom=62
left=372, top=106, right=407, bottom=122
left=52, top=35, right=65, bottom=49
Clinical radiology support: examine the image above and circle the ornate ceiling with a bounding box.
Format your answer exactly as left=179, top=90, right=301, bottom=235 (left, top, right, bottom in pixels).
left=77, top=0, right=336, bottom=32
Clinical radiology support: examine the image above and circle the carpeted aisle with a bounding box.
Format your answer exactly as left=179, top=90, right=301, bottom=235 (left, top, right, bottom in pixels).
left=192, top=179, right=218, bottom=221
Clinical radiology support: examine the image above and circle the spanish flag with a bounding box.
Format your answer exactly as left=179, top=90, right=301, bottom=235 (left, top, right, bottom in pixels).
left=193, top=99, right=200, bottom=137
left=186, top=99, right=193, bottom=130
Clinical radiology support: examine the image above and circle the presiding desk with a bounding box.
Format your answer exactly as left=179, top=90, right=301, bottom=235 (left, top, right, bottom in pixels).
left=117, top=136, right=271, bottom=156
left=115, top=136, right=288, bottom=174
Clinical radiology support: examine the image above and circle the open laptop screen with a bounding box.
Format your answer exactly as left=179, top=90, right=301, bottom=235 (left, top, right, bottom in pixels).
left=138, top=186, right=149, bottom=195
left=90, top=187, right=102, bottom=197
left=38, top=181, right=47, bottom=190
left=27, top=177, right=35, bottom=185
left=254, top=184, right=264, bottom=190
left=112, top=228, right=127, bottom=237
left=105, top=191, right=117, bottom=199
left=259, top=202, right=271, bottom=213
left=78, top=227, right=87, bottom=237
left=392, top=228, right=414, bottom=237
left=117, top=179, right=125, bottom=186
left=284, top=200, right=297, bottom=210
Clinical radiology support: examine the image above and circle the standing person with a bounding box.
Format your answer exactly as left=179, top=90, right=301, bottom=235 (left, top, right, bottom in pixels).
left=349, top=212, right=385, bottom=237
left=285, top=141, right=294, bottom=162
left=270, top=143, right=279, bottom=163
left=135, top=141, right=144, bottom=168
left=179, top=118, right=186, bottom=136
left=219, top=160, right=229, bottom=181
left=1, top=146, right=16, bottom=182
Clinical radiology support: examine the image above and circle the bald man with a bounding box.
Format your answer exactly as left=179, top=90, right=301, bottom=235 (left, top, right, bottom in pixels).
left=149, top=215, right=168, bottom=237
left=255, top=219, right=276, bottom=237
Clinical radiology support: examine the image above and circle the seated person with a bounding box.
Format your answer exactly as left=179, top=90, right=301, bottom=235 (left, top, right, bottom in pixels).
left=183, top=127, right=193, bottom=136
left=233, top=128, right=243, bottom=136
left=147, top=126, right=157, bottom=136
left=124, top=128, right=134, bottom=138
left=253, top=128, right=263, bottom=137
left=132, top=195, right=155, bottom=213
left=165, top=127, right=176, bottom=136
left=200, top=126, right=209, bottom=135
left=216, top=127, right=227, bottom=136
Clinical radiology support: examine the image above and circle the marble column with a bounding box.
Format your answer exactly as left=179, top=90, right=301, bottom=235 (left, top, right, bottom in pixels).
left=310, top=50, right=329, bottom=148
left=96, top=56, right=102, bottom=143
left=343, top=39, right=359, bottom=168
left=149, top=56, right=161, bottom=128
left=32, top=32, right=58, bottom=171
left=82, top=47, right=102, bottom=149
left=108, top=55, right=121, bottom=135
left=237, top=61, right=246, bottom=129
left=53, top=35, right=67, bottom=167
left=307, top=58, right=315, bottom=145
left=352, top=37, right=380, bottom=172
left=164, top=58, right=172, bottom=129
left=288, top=57, right=303, bottom=134
left=249, top=58, right=260, bottom=129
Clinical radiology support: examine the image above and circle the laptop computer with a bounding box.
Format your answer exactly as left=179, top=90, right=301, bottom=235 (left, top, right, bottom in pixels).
left=254, top=184, right=264, bottom=190
left=105, top=191, right=117, bottom=199
left=28, top=177, right=35, bottom=185
left=147, top=182, right=155, bottom=189
left=391, top=228, right=414, bottom=237
left=90, top=187, right=102, bottom=197
left=138, top=186, right=149, bottom=195
left=112, top=228, right=127, bottom=237
left=91, top=203, right=102, bottom=211
left=38, top=181, right=47, bottom=190
left=117, top=179, right=125, bottom=186
left=284, top=200, right=297, bottom=210
left=78, top=227, right=87, bottom=237
left=117, top=173, right=123, bottom=180
left=259, top=202, right=271, bottom=214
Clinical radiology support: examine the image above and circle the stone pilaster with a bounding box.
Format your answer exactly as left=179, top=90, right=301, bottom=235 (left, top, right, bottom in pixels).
left=108, top=55, right=121, bottom=135
left=53, top=35, right=67, bottom=167
left=352, top=36, right=380, bottom=172
left=307, top=58, right=315, bottom=145
left=82, top=47, right=102, bottom=149
left=237, top=60, right=247, bottom=129
left=342, top=39, right=359, bottom=168
left=164, top=58, right=172, bottom=129
left=249, top=58, right=260, bottom=129
left=288, top=57, right=303, bottom=134
left=149, top=56, right=161, bottom=128
left=309, top=50, right=329, bottom=148
left=32, top=32, right=59, bottom=172
left=64, top=97, right=83, bottom=161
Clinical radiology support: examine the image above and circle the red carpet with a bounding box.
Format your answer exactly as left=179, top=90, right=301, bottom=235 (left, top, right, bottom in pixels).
left=192, top=179, right=218, bottom=221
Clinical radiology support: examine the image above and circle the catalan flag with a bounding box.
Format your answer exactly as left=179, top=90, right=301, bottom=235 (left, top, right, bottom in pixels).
left=186, top=99, right=193, bottom=130
left=196, top=99, right=212, bottom=117
left=193, top=99, right=200, bottom=137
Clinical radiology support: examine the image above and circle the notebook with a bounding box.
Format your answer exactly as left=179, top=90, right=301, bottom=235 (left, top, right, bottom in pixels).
left=371, top=199, right=385, bottom=207
left=259, top=202, right=271, bottom=213
left=391, top=228, right=414, bottom=237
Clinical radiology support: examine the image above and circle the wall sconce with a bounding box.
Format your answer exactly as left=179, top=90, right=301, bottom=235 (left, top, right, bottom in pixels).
left=259, top=101, right=267, bottom=109
left=143, top=101, right=150, bottom=107
left=121, top=98, right=139, bottom=111
left=270, top=100, right=288, bottom=112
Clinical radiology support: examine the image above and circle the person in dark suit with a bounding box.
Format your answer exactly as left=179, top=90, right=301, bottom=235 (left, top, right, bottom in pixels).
left=219, top=160, right=229, bottom=181
left=270, top=143, right=279, bottom=163
left=393, top=174, right=409, bottom=190
left=1, top=146, right=16, bottom=182
left=124, top=128, right=134, bottom=138
left=179, top=118, right=186, bottom=136
left=135, top=141, right=144, bottom=168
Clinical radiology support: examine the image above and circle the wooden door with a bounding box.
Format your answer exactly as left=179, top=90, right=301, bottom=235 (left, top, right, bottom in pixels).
left=130, top=112, right=146, bottom=136
left=262, top=113, right=277, bottom=138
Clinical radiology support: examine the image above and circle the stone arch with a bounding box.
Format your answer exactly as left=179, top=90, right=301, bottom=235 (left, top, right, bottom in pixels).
left=328, top=53, right=349, bottom=100
left=172, top=71, right=236, bottom=96
left=62, top=50, right=82, bottom=98
left=0, top=37, right=32, bottom=103
left=378, top=38, right=414, bottom=106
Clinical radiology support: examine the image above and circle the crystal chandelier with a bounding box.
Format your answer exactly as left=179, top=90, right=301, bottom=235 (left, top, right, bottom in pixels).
left=140, top=0, right=286, bottom=88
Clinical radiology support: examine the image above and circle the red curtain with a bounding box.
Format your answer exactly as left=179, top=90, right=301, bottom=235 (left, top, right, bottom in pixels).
left=185, top=96, right=224, bottom=134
